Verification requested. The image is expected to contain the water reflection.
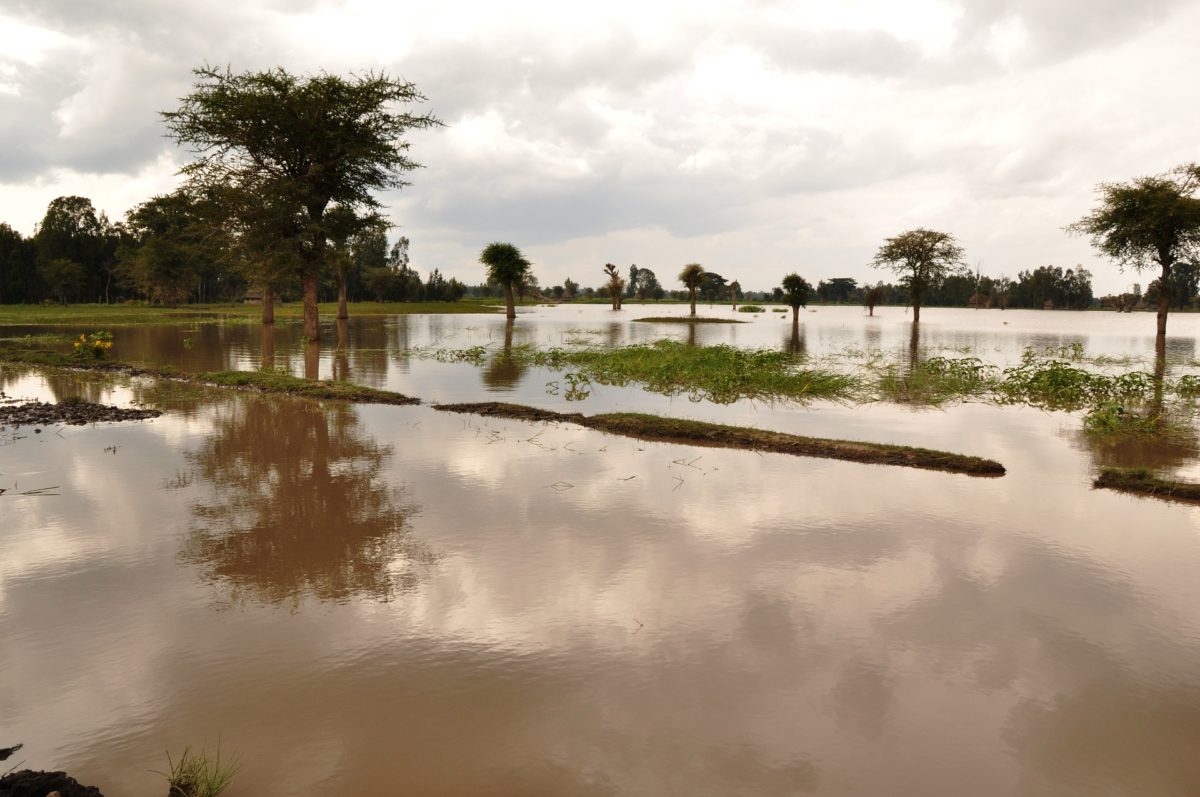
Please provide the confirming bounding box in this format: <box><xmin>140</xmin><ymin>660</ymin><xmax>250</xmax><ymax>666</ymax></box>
<box><xmin>482</xmin><ymin>320</ymin><xmax>528</xmax><ymax>391</ymax></box>
<box><xmin>784</xmin><ymin>324</ymin><xmax>806</xmax><ymax>357</ymax></box>
<box><xmin>178</xmin><ymin>396</ymin><xmax>432</xmax><ymax>605</ymax></box>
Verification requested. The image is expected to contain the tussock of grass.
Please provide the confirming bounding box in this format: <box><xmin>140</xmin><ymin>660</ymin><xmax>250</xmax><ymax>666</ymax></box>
<box><xmin>161</xmin><ymin>744</ymin><xmax>242</xmax><ymax>797</ymax></box>
<box><xmin>737</xmin><ymin>305</ymin><xmax>765</xmax><ymax>313</ymax></box>
<box><xmin>1094</xmin><ymin>467</ymin><xmax>1200</xmax><ymax>503</ymax></box>
<box><xmin>434</xmin><ymin>401</ymin><xmax>1005</xmax><ymax>476</ymax></box>
<box><xmin>632</xmin><ymin>316</ymin><xmax>745</xmax><ymax>324</ymax></box>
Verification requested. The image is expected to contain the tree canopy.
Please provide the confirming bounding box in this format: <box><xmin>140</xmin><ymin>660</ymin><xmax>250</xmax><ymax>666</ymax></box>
<box><xmin>480</xmin><ymin>241</ymin><xmax>531</xmax><ymax>319</ymax></box>
<box><xmin>781</xmin><ymin>273</ymin><xmax>811</xmax><ymax>324</ymax></box>
<box><xmin>870</xmin><ymin>228</ymin><xmax>965</xmax><ymax>322</ymax></box>
<box><xmin>1069</xmin><ymin>164</ymin><xmax>1200</xmax><ymax>338</ymax></box>
<box><xmin>163</xmin><ymin>65</ymin><xmax>440</xmax><ymax>339</ymax></box>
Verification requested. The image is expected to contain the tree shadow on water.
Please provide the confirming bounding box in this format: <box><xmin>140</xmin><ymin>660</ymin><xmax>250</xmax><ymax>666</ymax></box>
<box><xmin>176</xmin><ymin>396</ymin><xmax>433</xmax><ymax>607</ymax></box>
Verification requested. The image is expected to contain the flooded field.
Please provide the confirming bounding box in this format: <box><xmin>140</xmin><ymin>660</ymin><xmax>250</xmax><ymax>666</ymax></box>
<box><xmin>4</xmin><ymin>305</ymin><xmax>1200</xmax><ymax>795</ymax></box>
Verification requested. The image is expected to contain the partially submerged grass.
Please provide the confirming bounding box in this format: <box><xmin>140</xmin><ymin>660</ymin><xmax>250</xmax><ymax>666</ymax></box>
<box><xmin>1093</xmin><ymin>467</ymin><xmax>1200</xmax><ymax>503</ymax></box>
<box><xmin>434</xmin><ymin>401</ymin><xmax>1005</xmax><ymax>476</ymax></box>
<box><xmin>632</xmin><ymin>316</ymin><xmax>745</xmax><ymax>324</ymax></box>
<box><xmin>737</xmin><ymin>305</ymin><xmax>765</xmax><ymax>313</ymax></box>
<box><xmin>161</xmin><ymin>744</ymin><xmax>242</xmax><ymax>797</ymax></box>
<box><xmin>416</xmin><ymin>340</ymin><xmax>859</xmax><ymax>404</ymax></box>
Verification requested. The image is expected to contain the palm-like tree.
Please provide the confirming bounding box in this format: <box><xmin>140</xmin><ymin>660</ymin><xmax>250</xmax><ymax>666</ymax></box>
<box><xmin>781</xmin><ymin>273</ymin><xmax>811</xmax><ymax>327</ymax></box>
<box><xmin>679</xmin><ymin>263</ymin><xmax>705</xmax><ymax>316</ymax></box>
<box><xmin>480</xmin><ymin>242</ymin><xmax>531</xmax><ymax>319</ymax></box>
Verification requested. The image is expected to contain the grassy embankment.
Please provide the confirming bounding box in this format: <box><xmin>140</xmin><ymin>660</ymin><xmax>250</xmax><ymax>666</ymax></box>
<box><xmin>434</xmin><ymin>401</ymin><xmax>1005</xmax><ymax>476</ymax></box>
<box><xmin>1093</xmin><ymin>467</ymin><xmax>1200</xmax><ymax>503</ymax></box>
<box><xmin>0</xmin><ymin>299</ymin><xmax>499</xmax><ymax>326</ymax></box>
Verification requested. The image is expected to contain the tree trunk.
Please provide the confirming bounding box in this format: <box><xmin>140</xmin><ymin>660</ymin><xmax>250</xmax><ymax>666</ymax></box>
<box><xmin>302</xmin><ymin>272</ymin><xmax>320</xmax><ymax>342</ymax></box>
<box><xmin>689</xmin><ymin>289</ymin><xmax>696</xmax><ymax>316</ymax></box>
<box><xmin>304</xmin><ymin>340</ymin><xmax>319</xmax><ymax>380</ymax></box>
<box><xmin>505</xmin><ymin>282</ymin><xmax>516</xmax><ymax>319</ymax></box>
<box><xmin>792</xmin><ymin>305</ymin><xmax>799</xmax><ymax>325</ymax></box>
<box><xmin>912</xmin><ymin>287</ymin><xmax>922</xmax><ymax>324</ymax></box>
<box><xmin>1157</xmin><ymin>260</ymin><xmax>1172</xmax><ymax>339</ymax></box>
<box><xmin>262</xmin><ymin>287</ymin><xmax>275</xmax><ymax>325</ymax></box>
<box><xmin>337</xmin><ymin>275</ymin><xmax>349</xmax><ymax>320</ymax></box>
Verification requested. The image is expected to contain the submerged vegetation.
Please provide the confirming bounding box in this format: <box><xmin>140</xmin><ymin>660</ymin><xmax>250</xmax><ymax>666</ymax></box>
<box><xmin>632</xmin><ymin>316</ymin><xmax>744</xmax><ymax>324</ymax></box>
<box><xmin>420</xmin><ymin>340</ymin><xmax>858</xmax><ymax>404</ymax></box>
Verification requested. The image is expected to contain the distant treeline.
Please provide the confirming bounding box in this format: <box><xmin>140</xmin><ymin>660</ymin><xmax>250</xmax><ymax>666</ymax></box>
<box><xmin>0</xmin><ymin>195</ymin><xmax>466</xmax><ymax>306</ymax></box>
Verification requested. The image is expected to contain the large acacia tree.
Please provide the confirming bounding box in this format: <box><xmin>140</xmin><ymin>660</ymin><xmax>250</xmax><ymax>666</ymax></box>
<box><xmin>870</xmin><ymin>228</ymin><xmax>965</xmax><ymax>323</ymax></box>
<box><xmin>480</xmin><ymin>242</ymin><xmax>531</xmax><ymax>319</ymax></box>
<box><xmin>1070</xmin><ymin>165</ymin><xmax>1200</xmax><ymax>340</ymax></box>
<box><xmin>163</xmin><ymin>66</ymin><xmax>440</xmax><ymax>341</ymax></box>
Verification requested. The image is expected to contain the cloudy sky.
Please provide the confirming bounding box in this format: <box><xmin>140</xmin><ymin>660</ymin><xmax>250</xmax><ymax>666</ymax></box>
<box><xmin>1</xmin><ymin>0</ymin><xmax>1197</xmax><ymax>294</ymax></box>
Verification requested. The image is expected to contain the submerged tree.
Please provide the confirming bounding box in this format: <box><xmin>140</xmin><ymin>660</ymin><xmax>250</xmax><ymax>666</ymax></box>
<box><xmin>1069</xmin><ymin>164</ymin><xmax>1200</xmax><ymax>340</ymax></box>
<box><xmin>781</xmin><ymin>273</ymin><xmax>811</xmax><ymax>328</ymax></box>
<box><xmin>481</xmin><ymin>241</ymin><xmax>531</xmax><ymax>319</ymax></box>
<box><xmin>863</xmin><ymin>283</ymin><xmax>884</xmax><ymax>316</ymax></box>
<box><xmin>679</xmin><ymin>262</ymin><xmax>705</xmax><ymax>316</ymax></box>
<box><xmin>163</xmin><ymin>65</ymin><xmax>440</xmax><ymax>341</ymax></box>
<box><xmin>870</xmin><ymin>228</ymin><xmax>966</xmax><ymax>323</ymax></box>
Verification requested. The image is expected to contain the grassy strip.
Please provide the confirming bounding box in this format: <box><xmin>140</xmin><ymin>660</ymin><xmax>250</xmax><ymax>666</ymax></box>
<box><xmin>434</xmin><ymin>401</ymin><xmax>1005</xmax><ymax>476</ymax></box>
<box><xmin>633</xmin><ymin>316</ymin><xmax>745</xmax><ymax>324</ymax></box>
<box><xmin>1093</xmin><ymin>467</ymin><xmax>1200</xmax><ymax>503</ymax></box>
<box><xmin>0</xmin><ymin>346</ymin><xmax>419</xmax><ymax>405</ymax></box>
<box><xmin>418</xmin><ymin>340</ymin><xmax>859</xmax><ymax>404</ymax></box>
<box><xmin>0</xmin><ymin>300</ymin><xmax>498</xmax><ymax>326</ymax></box>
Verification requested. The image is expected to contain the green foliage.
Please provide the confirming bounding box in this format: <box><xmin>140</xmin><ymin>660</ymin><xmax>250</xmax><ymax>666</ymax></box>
<box><xmin>870</xmin><ymin>228</ymin><xmax>966</xmax><ymax>315</ymax></box>
<box><xmin>780</xmin><ymin>273</ymin><xmax>811</xmax><ymax>309</ymax></box>
<box><xmin>71</xmin><ymin>331</ymin><xmax>113</xmax><ymax>360</ymax></box>
<box><xmin>161</xmin><ymin>744</ymin><xmax>242</xmax><ymax>797</ymax></box>
<box><xmin>737</xmin><ymin>304</ymin><xmax>765</xmax><ymax>313</ymax></box>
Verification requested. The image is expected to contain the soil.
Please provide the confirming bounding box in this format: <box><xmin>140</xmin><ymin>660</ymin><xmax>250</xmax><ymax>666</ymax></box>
<box><xmin>434</xmin><ymin>401</ymin><xmax>1006</xmax><ymax>476</ymax></box>
<box><xmin>0</xmin><ymin>399</ymin><xmax>161</xmax><ymax>429</ymax></box>
<box><xmin>0</xmin><ymin>770</ymin><xmax>105</xmax><ymax>797</ymax></box>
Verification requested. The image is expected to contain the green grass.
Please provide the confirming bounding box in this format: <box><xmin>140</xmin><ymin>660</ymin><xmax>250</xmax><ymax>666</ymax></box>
<box><xmin>0</xmin><ymin>300</ymin><xmax>497</xmax><ymax>326</ymax></box>
<box><xmin>632</xmin><ymin>316</ymin><xmax>745</xmax><ymax>324</ymax></box>
<box><xmin>737</xmin><ymin>305</ymin><xmax>765</xmax><ymax>313</ymax></box>
<box><xmin>161</xmin><ymin>745</ymin><xmax>242</xmax><ymax>797</ymax></box>
<box><xmin>420</xmin><ymin>340</ymin><xmax>859</xmax><ymax>404</ymax></box>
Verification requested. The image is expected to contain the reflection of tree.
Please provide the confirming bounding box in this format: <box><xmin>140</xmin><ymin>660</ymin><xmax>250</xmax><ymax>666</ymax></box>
<box><xmin>1074</xmin><ymin>338</ymin><xmax>1200</xmax><ymax>470</ymax></box>
<box><xmin>261</xmin><ymin>324</ymin><xmax>276</xmax><ymax>371</ymax></box>
<box><xmin>783</xmin><ymin>324</ymin><xmax>806</xmax><ymax>357</ymax></box>
<box><xmin>482</xmin><ymin>320</ymin><xmax>527</xmax><ymax>391</ymax></box>
<box><xmin>333</xmin><ymin>318</ymin><xmax>350</xmax><ymax>382</ymax></box>
<box><xmin>179</xmin><ymin>396</ymin><xmax>431</xmax><ymax>605</ymax></box>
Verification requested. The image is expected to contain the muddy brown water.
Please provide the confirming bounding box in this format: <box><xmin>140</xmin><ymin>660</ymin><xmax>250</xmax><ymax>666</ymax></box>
<box><xmin>3</xmin><ymin>306</ymin><xmax>1200</xmax><ymax>796</ymax></box>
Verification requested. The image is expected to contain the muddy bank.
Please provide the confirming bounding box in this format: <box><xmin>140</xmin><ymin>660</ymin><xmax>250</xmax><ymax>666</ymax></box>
<box><xmin>0</xmin><ymin>769</ymin><xmax>104</xmax><ymax>797</ymax></box>
<box><xmin>1093</xmin><ymin>467</ymin><xmax>1200</xmax><ymax>503</ymax></box>
<box><xmin>0</xmin><ymin>399</ymin><xmax>161</xmax><ymax>428</ymax></box>
<box><xmin>435</xmin><ymin>401</ymin><xmax>1006</xmax><ymax>476</ymax></box>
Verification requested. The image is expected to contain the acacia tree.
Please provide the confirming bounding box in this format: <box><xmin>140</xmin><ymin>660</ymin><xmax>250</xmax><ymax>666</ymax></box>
<box><xmin>863</xmin><ymin>283</ymin><xmax>884</xmax><ymax>316</ymax></box>
<box><xmin>1069</xmin><ymin>165</ymin><xmax>1200</xmax><ymax>339</ymax></box>
<box><xmin>781</xmin><ymin>273</ymin><xmax>811</xmax><ymax>327</ymax></box>
<box><xmin>870</xmin><ymin>228</ymin><xmax>966</xmax><ymax>323</ymax></box>
<box><xmin>481</xmin><ymin>242</ymin><xmax>531</xmax><ymax>319</ymax></box>
<box><xmin>679</xmin><ymin>262</ymin><xmax>705</xmax><ymax>316</ymax></box>
<box><xmin>163</xmin><ymin>66</ymin><xmax>440</xmax><ymax>341</ymax></box>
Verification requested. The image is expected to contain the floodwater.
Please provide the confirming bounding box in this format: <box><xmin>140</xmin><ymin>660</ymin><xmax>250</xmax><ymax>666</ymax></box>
<box><xmin>3</xmin><ymin>305</ymin><xmax>1200</xmax><ymax>796</ymax></box>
